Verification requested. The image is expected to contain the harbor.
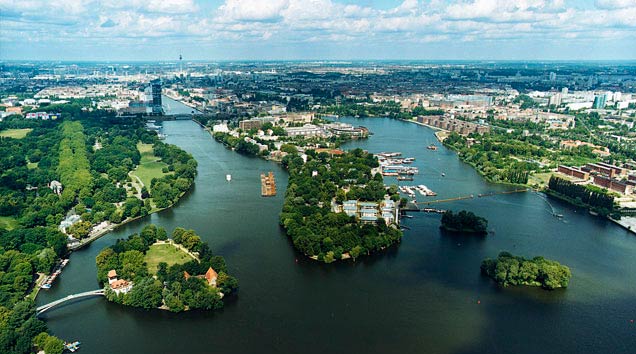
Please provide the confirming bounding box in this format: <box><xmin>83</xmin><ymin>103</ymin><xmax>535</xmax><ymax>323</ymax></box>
<box><xmin>376</xmin><ymin>152</ymin><xmax>419</xmax><ymax>176</ymax></box>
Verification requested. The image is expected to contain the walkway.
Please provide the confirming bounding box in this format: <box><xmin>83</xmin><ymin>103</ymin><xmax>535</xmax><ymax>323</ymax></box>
<box><xmin>36</xmin><ymin>289</ymin><xmax>105</xmax><ymax>316</ymax></box>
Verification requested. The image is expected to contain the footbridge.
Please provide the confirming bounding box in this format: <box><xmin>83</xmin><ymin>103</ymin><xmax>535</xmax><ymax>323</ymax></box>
<box><xmin>36</xmin><ymin>289</ymin><xmax>105</xmax><ymax>316</ymax></box>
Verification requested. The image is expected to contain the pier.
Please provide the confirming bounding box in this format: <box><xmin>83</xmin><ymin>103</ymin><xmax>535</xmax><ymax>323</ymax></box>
<box><xmin>261</xmin><ymin>172</ymin><xmax>277</xmax><ymax>197</ymax></box>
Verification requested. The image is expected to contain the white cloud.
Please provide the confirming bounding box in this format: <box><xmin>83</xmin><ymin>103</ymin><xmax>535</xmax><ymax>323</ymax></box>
<box><xmin>595</xmin><ymin>0</ymin><xmax>636</xmax><ymax>10</ymax></box>
<box><xmin>217</xmin><ymin>0</ymin><xmax>289</xmax><ymax>22</ymax></box>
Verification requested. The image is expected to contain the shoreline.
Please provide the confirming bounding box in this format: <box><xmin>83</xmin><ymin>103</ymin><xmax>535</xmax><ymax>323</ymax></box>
<box><xmin>69</xmin><ymin>189</ymin><xmax>191</xmax><ymax>251</ymax></box>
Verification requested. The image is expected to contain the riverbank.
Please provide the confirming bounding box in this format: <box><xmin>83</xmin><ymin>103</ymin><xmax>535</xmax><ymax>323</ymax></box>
<box><xmin>609</xmin><ymin>216</ymin><xmax>636</xmax><ymax>234</ymax></box>
<box><xmin>69</xmin><ymin>189</ymin><xmax>191</xmax><ymax>251</ymax></box>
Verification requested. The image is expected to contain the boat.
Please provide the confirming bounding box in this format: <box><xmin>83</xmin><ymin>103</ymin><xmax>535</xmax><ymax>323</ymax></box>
<box><xmin>226</xmin><ymin>174</ymin><xmax>231</xmax><ymax>182</ymax></box>
<box><xmin>65</xmin><ymin>341</ymin><xmax>81</xmax><ymax>352</ymax></box>
<box><xmin>589</xmin><ymin>210</ymin><xmax>599</xmax><ymax>216</ymax></box>
<box><xmin>441</xmin><ymin>173</ymin><xmax>446</xmax><ymax>177</ymax></box>
<box><xmin>397</xmin><ymin>176</ymin><xmax>414</xmax><ymax>181</ymax></box>
<box><xmin>427</xmin><ymin>144</ymin><xmax>438</xmax><ymax>151</ymax></box>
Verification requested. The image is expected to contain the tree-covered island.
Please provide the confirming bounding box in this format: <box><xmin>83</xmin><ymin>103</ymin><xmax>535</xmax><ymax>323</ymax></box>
<box><xmin>209</xmin><ymin>118</ymin><xmax>402</xmax><ymax>263</ymax></box>
<box><xmin>280</xmin><ymin>148</ymin><xmax>402</xmax><ymax>263</ymax></box>
<box><xmin>96</xmin><ymin>224</ymin><xmax>238</xmax><ymax>312</ymax></box>
<box><xmin>481</xmin><ymin>252</ymin><xmax>572</xmax><ymax>290</ymax></box>
<box><xmin>440</xmin><ymin>210</ymin><xmax>488</xmax><ymax>234</ymax></box>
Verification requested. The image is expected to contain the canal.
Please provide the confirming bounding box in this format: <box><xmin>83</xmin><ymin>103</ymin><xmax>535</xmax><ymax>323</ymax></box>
<box><xmin>37</xmin><ymin>118</ymin><xmax>636</xmax><ymax>354</ymax></box>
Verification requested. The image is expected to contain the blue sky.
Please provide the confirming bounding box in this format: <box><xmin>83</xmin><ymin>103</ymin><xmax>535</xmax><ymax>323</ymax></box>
<box><xmin>1</xmin><ymin>0</ymin><xmax>635</xmax><ymax>61</ymax></box>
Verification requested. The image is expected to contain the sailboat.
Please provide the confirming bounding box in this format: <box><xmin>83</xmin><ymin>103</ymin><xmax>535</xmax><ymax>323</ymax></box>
<box><xmin>226</xmin><ymin>174</ymin><xmax>232</xmax><ymax>182</ymax></box>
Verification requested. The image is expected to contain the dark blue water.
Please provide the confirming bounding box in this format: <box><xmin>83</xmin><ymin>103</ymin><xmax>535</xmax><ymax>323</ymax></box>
<box><xmin>37</xmin><ymin>118</ymin><xmax>636</xmax><ymax>354</ymax></box>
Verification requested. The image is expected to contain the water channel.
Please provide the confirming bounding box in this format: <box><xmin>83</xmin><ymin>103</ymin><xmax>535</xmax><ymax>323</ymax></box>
<box><xmin>37</xmin><ymin>117</ymin><xmax>636</xmax><ymax>354</ymax></box>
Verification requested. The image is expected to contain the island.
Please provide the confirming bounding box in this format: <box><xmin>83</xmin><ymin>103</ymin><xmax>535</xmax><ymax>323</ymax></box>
<box><xmin>209</xmin><ymin>116</ymin><xmax>402</xmax><ymax>263</ymax></box>
<box><xmin>95</xmin><ymin>224</ymin><xmax>238</xmax><ymax>312</ymax></box>
<box><xmin>440</xmin><ymin>210</ymin><xmax>488</xmax><ymax>234</ymax></box>
<box><xmin>280</xmin><ymin>148</ymin><xmax>402</xmax><ymax>263</ymax></box>
<box><xmin>481</xmin><ymin>252</ymin><xmax>572</xmax><ymax>290</ymax></box>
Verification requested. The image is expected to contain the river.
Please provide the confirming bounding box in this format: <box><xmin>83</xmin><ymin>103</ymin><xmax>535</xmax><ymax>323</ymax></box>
<box><xmin>37</xmin><ymin>118</ymin><xmax>636</xmax><ymax>354</ymax></box>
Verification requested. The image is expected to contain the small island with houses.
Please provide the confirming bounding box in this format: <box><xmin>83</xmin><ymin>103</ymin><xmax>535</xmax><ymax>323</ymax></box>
<box><xmin>96</xmin><ymin>224</ymin><xmax>238</xmax><ymax>312</ymax></box>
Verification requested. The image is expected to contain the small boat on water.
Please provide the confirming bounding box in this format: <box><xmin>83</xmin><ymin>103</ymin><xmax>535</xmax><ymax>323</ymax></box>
<box><xmin>397</xmin><ymin>176</ymin><xmax>414</xmax><ymax>181</ymax></box>
<box><xmin>441</xmin><ymin>173</ymin><xmax>446</xmax><ymax>177</ymax></box>
<box><xmin>427</xmin><ymin>144</ymin><xmax>438</xmax><ymax>151</ymax></box>
<box><xmin>65</xmin><ymin>341</ymin><xmax>81</xmax><ymax>352</ymax></box>
<box><xmin>226</xmin><ymin>174</ymin><xmax>232</xmax><ymax>182</ymax></box>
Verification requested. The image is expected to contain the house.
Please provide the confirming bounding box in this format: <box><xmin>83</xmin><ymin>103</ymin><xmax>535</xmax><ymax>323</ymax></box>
<box><xmin>107</xmin><ymin>269</ymin><xmax>132</xmax><ymax>295</ymax></box>
<box><xmin>49</xmin><ymin>180</ymin><xmax>63</xmax><ymax>195</ymax></box>
<box><xmin>183</xmin><ymin>267</ymin><xmax>218</xmax><ymax>287</ymax></box>
<box><xmin>205</xmin><ymin>267</ymin><xmax>218</xmax><ymax>287</ymax></box>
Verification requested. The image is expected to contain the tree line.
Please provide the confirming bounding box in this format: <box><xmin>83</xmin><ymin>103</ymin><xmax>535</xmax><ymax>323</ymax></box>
<box><xmin>548</xmin><ymin>176</ymin><xmax>614</xmax><ymax>215</ymax></box>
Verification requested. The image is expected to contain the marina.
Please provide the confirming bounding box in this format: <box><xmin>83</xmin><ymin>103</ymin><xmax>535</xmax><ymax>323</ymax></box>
<box><xmin>40</xmin><ymin>259</ymin><xmax>69</xmax><ymax>290</ymax></box>
<box><xmin>399</xmin><ymin>185</ymin><xmax>438</xmax><ymax>198</ymax></box>
<box><xmin>376</xmin><ymin>152</ymin><xmax>419</xmax><ymax>176</ymax></box>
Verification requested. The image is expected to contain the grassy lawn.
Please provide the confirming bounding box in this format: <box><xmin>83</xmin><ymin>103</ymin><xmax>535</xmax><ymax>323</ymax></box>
<box><xmin>131</xmin><ymin>142</ymin><xmax>170</xmax><ymax>187</ymax></box>
<box><xmin>145</xmin><ymin>243</ymin><xmax>194</xmax><ymax>274</ymax></box>
<box><xmin>0</xmin><ymin>216</ymin><xmax>18</xmax><ymax>230</ymax></box>
<box><xmin>0</xmin><ymin>128</ymin><xmax>32</xmax><ymax>139</ymax></box>
<box><xmin>528</xmin><ymin>172</ymin><xmax>555</xmax><ymax>187</ymax></box>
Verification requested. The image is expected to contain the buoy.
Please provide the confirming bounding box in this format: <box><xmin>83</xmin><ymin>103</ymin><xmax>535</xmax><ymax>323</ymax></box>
<box><xmin>630</xmin><ymin>319</ymin><xmax>634</xmax><ymax>323</ymax></box>
<box><xmin>477</xmin><ymin>300</ymin><xmax>481</xmax><ymax>304</ymax></box>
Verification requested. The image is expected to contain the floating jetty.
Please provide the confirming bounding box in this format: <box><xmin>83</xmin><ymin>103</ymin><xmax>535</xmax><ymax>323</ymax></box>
<box><xmin>399</xmin><ymin>185</ymin><xmax>437</xmax><ymax>197</ymax></box>
<box><xmin>65</xmin><ymin>341</ymin><xmax>81</xmax><ymax>352</ymax></box>
<box><xmin>261</xmin><ymin>172</ymin><xmax>277</xmax><ymax>197</ymax></box>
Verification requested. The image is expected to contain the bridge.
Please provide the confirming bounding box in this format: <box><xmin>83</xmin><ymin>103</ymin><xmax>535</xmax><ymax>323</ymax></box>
<box><xmin>412</xmin><ymin>189</ymin><xmax>529</xmax><ymax>206</ymax></box>
<box><xmin>36</xmin><ymin>289</ymin><xmax>105</xmax><ymax>316</ymax></box>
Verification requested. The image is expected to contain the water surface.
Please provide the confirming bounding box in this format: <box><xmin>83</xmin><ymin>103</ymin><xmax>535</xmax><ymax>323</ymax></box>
<box><xmin>37</xmin><ymin>118</ymin><xmax>636</xmax><ymax>354</ymax></box>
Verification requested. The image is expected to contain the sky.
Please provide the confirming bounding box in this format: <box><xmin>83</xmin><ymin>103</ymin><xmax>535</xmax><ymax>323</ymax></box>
<box><xmin>0</xmin><ymin>0</ymin><xmax>635</xmax><ymax>61</ymax></box>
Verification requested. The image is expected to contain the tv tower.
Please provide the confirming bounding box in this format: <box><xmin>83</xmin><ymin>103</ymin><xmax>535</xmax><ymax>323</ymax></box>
<box><xmin>179</xmin><ymin>53</ymin><xmax>183</xmax><ymax>77</ymax></box>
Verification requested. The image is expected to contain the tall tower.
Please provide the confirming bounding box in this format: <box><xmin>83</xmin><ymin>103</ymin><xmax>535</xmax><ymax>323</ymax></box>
<box><xmin>150</xmin><ymin>79</ymin><xmax>163</xmax><ymax>114</ymax></box>
<box><xmin>179</xmin><ymin>53</ymin><xmax>183</xmax><ymax>76</ymax></box>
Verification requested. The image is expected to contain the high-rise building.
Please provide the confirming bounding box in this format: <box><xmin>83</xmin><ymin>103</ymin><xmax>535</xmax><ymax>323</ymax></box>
<box><xmin>549</xmin><ymin>93</ymin><xmax>562</xmax><ymax>107</ymax></box>
<box><xmin>593</xmin><ymin>94</ymin><xmax>606</xmax><ymax>109</ymax></box>
<box><xmin>150</xmin><ymin>79</ymin><xmax>163</xmax><ymax>114</ymax></box>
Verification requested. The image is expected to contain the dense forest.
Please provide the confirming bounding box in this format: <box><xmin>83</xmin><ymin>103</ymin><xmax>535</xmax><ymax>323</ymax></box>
<box><xmin>279</xmin><ymin>148</ymin><xmax>402</xmax><ymax>263</ymax></box>
<box><xmin>440</xmin><ymin>210</ymin><xmax>488</xmax><ymax>234</ymax></box>
<box><xmin>0</xmin><ymin>113</ymin><xmax>197</xmax><ymax>231</ymax></box>
<box><xmin>95</xmin><ymin>225</ymin><xmax>238</xmax><ymax>312</ymax></box>
<box><xmin>481</xmin><ymin>252</ymin><xmax>572</xmax><ymax>290</ymax></box>
<box><xmin>0</xmin><ymin>109</ymin><xmax>198</xmax><ymax>351</ymax></box>
<box><xmin>0</xmin><ymin>226</ymin><xmax>68</xmax><ymax>354</ymax></box>
<box><xmin>547</xmin><ymin>176</ymin><xmax>615</xmax><ymax>215</ymax></box>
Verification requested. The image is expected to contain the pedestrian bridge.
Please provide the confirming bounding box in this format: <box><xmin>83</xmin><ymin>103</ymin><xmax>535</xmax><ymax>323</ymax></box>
<box><xmin>36</xmin><ymin>289</ymin><xmax>105</xmax><ymax>316</ymax></box>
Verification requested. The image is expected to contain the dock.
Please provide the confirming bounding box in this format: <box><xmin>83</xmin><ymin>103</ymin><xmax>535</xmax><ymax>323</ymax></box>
<box><xmin>261</xmin><ymin>172</ymin><xmax>277</xmax><ymax>197</ymax></box>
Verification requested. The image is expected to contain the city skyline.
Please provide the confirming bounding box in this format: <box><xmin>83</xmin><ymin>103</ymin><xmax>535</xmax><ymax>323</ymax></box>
<box><xmin>1</xmin><ymin>0</ymin><xmax>635</xmax><ymax>61</ymax></box>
